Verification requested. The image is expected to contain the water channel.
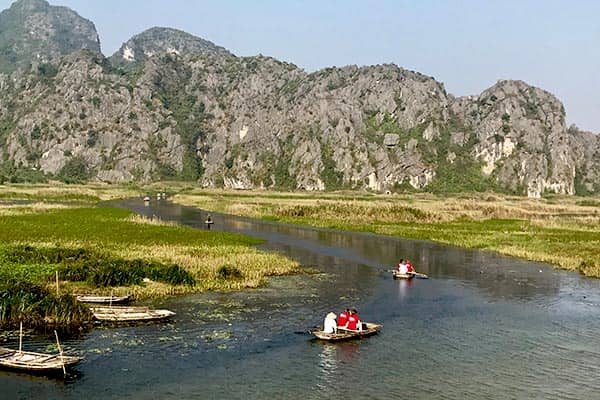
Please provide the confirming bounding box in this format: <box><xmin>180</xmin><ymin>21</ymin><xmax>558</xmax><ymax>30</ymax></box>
<box><xmin>2</xmin><ymin>199</ymin><xmax>600</xmax><ymax>399</ymax></box>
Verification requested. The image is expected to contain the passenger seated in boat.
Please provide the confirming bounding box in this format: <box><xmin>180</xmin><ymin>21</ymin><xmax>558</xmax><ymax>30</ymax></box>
<box><xmin>397</xmin><ymin>259</ymin><xmax>408</xmax><ymax>275</ymax></box>
<box><xmin>337</xmin><ymin>309</ymin><xmax>349</xmax><ymax>328</ymax></box>
<box><xmin>323</xmin><ymin>312</ymin><xmax>338</xmax><ymax>334</ymax></box>
<box><xmin>346</xmin><ymin>309</ymin><xmax>362</xmax><ymax>331</ymax></box>
<box><xmin>406</xmin><ymin>260</ymin><xmax>414</xmax><ymax>274</ymax></box>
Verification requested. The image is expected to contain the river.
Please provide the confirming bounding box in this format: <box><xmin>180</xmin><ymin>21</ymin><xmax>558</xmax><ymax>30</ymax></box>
<box><xmin>2</xmin><ymin>199</ymin><xmax>600</xmax><ymax>399</ymax></box>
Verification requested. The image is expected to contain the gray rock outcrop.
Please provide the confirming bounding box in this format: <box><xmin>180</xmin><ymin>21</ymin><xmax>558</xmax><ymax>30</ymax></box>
<box><xmin>110</xmin><ymin>27</ymin><xmax>231</xmax><ymax>67</ymax></box>
<box><xmin>0</xmin><ymin>0</ymin><xmax>100</xmax><ymax>72</ymax></box>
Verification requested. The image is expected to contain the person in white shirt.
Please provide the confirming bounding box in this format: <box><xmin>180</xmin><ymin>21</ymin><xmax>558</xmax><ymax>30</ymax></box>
<box><xmin>323</xmin><ymin>312</ymin><xmax>338</xmax><ymax>334</ymax></box>
<box><xmin>397</xmin><ymin>259</ymin><xmax>408</xmax><ymax>274</ymax></box>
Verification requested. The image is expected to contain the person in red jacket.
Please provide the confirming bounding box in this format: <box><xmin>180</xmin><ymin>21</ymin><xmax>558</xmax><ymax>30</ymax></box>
<box><xmin>337</xmin><ymin>309</ymin><xmax>349</xmax><ymax>328</ymax></box>
<box><xmin>406</xmin><ymin>260</ymin><xmax>414</xmax><ymax>274</ymax></box>
<box><xmin>346</xmin><ymin>309</ymin><xmax>361</xmax><ymax>331</ymax></box>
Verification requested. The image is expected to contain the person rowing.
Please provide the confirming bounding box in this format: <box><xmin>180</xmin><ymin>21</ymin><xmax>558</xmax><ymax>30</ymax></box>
<box><xmin>397</xmin><ymin>259</ymin><xmax>408</xmax><ymax>274</ymax></box>
<box><xmin>323</xmin><ymin>312</ymin><xmax>338</xmax><ymax>334</ymax></box>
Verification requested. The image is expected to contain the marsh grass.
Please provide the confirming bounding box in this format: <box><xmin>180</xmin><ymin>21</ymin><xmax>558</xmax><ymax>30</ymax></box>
<box><xmin>0</xmin><ymin>203</ymin><xmax>299</xmax><ymax>330</ymax></box>
<box><xmin>0</xmin><ymin>202</ymin><xmax>73</xmax><ymax>216</ymax></box>
<box><xmin>0</xmin><ymin>182</ymin><xmax>152</xmax><ymax>204</ymax></box>
<box><xmin>0</xmin><ymin>274</ymin><xmax>91</xmax><ymax>330</ymax></box>
<box><xmin>173</xmin><ymin>190</ymin><xmax>600</xmax><ymax>278</ymax></box>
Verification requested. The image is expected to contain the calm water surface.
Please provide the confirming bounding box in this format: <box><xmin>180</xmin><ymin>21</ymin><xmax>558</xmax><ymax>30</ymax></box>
<box><xmin>2</xmin><ymin>199</ymin><xmax>600</xmax><ymax>399</ymax></box>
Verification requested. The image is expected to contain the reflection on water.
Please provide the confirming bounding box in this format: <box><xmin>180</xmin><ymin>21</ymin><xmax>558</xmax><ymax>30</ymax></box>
<box><xmin>316</xmin><ymin>341</ymin><xmax>360</xmax><ymax>395</ymax></box>
<box><xmin>3</xmin><ymin>199</ymin><xmax>600</xmax><ymax>399</ymax></box>
<box><xmin>395</xmin><ymin>277</ymin><xmax>414</xmax><ymax>301</ymax></box>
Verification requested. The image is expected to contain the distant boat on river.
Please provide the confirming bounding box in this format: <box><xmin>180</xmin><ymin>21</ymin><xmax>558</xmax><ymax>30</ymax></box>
<box><xmin>311</xmin><ymin>322</ymin><xmax>382</xmax><ymax>341</ymax></box>
<box><xmin>392</xmin><ymin>271</ymin><xmax>429</xmax><ymax>279</ymax></box>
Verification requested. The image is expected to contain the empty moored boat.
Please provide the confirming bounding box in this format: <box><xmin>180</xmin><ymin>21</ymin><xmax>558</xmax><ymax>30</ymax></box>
<box><xmin>0</xmin><ymin>347</ymin><xmax>81</xmax><ymax>373</ymax></box>
<box><xmin>90</xmin><ymin>306</ymin><xmax>175</xmax><ymax>322</ymax></box>
<box><xmin>311</xmin><ymin>322</ymin><xmax>382</xmax><ymax>341</ymax></box>
<box><xmin>75</xmin><ymin>294</ymin><xmax>132</xmax><ymax>304</ymax></box>
<box><xmin>0</xmin><ymin>325</ymin><xmax>81</xmax><ymax>375</ymax></box>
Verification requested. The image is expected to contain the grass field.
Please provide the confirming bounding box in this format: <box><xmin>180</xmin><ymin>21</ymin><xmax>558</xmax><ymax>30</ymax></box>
<box><xmin>0</xmin><ymin>183</ymin><xmax>299</xmax><ymax>330</ymax></box>
<box><xmin>172</xmin><ymin>189</ymin><xmax>600</xmax><ymax>278</ymax></box>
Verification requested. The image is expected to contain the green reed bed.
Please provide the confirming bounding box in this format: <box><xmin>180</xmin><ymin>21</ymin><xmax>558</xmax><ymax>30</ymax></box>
<box><xmin>0</xmin><ymin>207</ymin><xmax>259</xmax><ymax>248</ymax></box>
<box><xmin>0</xmin><ymin>270</ymin><xmax>92</xmax><ymax>331</ymax></box>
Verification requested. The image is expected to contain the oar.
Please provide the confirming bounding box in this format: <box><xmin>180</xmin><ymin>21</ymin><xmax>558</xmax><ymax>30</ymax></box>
<box><xmin>54</xmin><ymin>330</ymin><xmax>66</xmax><ymax>378</ymax></box>
<box><xmin>295</xmin><ymin>325</ymin><xmax>321</xmax><ymax>335</ymax></box>
<box><xmin>387</xmin><ymin>269</ymin><xmax>429</xmax><ymax>279</ymax></box>
<box><xmin>18</xmin><ymin>321</ymin><xmax>23</xmax><ymax>354</ymax></box>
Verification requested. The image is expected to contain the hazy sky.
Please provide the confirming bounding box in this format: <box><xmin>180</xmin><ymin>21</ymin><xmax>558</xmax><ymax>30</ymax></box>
<box><xmin>2</xmin><ymin>0</ymin><xmax>599</xmax><ymax>132</ymax></box>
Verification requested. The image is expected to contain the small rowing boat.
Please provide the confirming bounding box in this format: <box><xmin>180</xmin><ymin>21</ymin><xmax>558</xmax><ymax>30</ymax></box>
<box><xmin>392</xmin><ymin>271</ymin><xmax>429</xmax><ymax>279</ymax></box>
<box><xmin>311</xmin><ymin>322</ymin><xmax>382</xmax><ymax>342</ymax></box>
<box><xmin>75</xmin><ymin>294</ymin><xmax>132</xmax><ymax>304</ymax></box>
<box><xmin>91</xmin><ymin>306</ymin><xmax>175</xmax><ymax>322</ymax></box>
<box><xmin>0</xmin><ymin>324</ymin><xmax>81</xmax><ymax>376</ymax></box>
<box><xmin>0</xmin><ymin>347</ymin><xmax>81</xmax><ymax>373</ymax></box>
<box><xmin>393</xmin><ymin>271</ymin><xmax>414</xmax><ymax>280</ymax></box>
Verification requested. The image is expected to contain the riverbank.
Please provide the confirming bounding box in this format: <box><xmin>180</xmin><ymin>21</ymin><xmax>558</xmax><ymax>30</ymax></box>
<box><xmin>0</xmin><ymin>183</ymin><xmax>299</xmax><ymax>331</ymax></box>
<box><xmin>171</xmin><ymin>190</ymin><xmax>600</xmax><ymax>278</ymax></box>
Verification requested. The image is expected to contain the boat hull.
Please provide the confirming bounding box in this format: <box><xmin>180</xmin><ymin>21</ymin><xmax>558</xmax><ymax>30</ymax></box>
<box><xmin>311</xmin><ymin>323</ymin><xmax>381</xmax><ymax>342</ymax></box>
<box><xmin>91</xmin><ymin>306</ymin><xmax>175</xmax><ymax>322</ymax></box>
<box><xmin>0</xmin><ymin>347</ymin><xmax>81</xmax><ymax>373</ymax></box>
<box><xmin>393</xmin><ymin>272</ymin><xmax>414</xmax><ymax>280</ymax></box>
<box><xmin>75</xmin><ymin>294</ymin><xmax>131</xmax><ymax>304</ymax></box>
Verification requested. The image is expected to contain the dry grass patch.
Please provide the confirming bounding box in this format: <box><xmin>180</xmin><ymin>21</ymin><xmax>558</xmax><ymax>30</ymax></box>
<box><xmin>115</xmin><ymin>244</ymin><xmax>300</xmax><ymax>295</ymax></box>
<box><xmin>0</xmin><ymin>202</ymin><xmax>74</xmax><ymax>216</ymax></box>
<box><xmin>127</xmin><ymin>214</ymin><xmax>179</xmax><ymax>226</ymax></box>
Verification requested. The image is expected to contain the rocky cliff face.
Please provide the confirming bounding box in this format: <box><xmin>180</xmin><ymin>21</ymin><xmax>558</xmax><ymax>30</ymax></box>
<box><xmin>110</xmin><ymin>27</ymin><xmax>230</xmax><ymax>67</ymax></box>
<box><xmin>0</xmin><ymin>51</ymin><xmax>183</xmax><ymax>182</ymax></box>
<box><xmin>0</xmin><ymin>0</ymin><xmax>598</xmax><ymax>196</ymax></box>
<box><xmin>451</xmin><ymin>80</ymin><xmax>581</xmax><ymax>197</ymax></box>
<box><xmin>0</xmin><ymin>0</ymin><xmax>100</xmax><ymax>73</ymax></box>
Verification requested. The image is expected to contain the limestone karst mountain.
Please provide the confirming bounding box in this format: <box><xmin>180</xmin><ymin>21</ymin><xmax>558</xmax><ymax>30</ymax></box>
<box><xmin>0</xmin><ymin>0</ymin><xmax>598</xmax><ymax>197</ymax></box>
<box><xmin>0</xmin><ymin>0</ymin><xmax>100</xmax><ymax>72</ymax></box>
<box><xmin>110</xmin><ymin>27</ymin><xmax>231</xmax><ymax>67</ymax></box>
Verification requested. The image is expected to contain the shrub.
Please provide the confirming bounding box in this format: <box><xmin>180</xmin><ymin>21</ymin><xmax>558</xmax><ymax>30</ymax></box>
<box><xmin>58</xmin><ymin>155</ymin><xmax>90</xmax><ymax>183</ymax></box>
<box><xmin>216</xmin><ymin>265</ymin><xmax>243</xmax><ymax>280</ymax></box>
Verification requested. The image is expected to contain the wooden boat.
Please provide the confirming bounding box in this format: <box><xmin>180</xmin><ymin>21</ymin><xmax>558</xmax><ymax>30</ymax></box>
<box><xmin>75</xmin><ymin>294</ymin><xmax>131</xmax><ymax>304</ymax></box>
<box><xmin>393</xmin><ymin>271</ymin><xmax>414</xmax><ymax>280</ymax></box>
<box><xmin>91</xmin><ymin>306</ymin><xmax>175</xmax><ymax>322</ymax></box>
<box><xmin>311</xmin><ymin>322</ymin><xmax>382</xmax><ymax>342</ymax></box>
<box><xmin>392</xmin><ymin>271</ymin><xmax>429</xmax><ymax>279</ymax></box>
<box><xmin>0</xmin><ymin>325</ymin><xmax>81</xmax><ymax>375</ymax></box>
<box><xmin>0</xmin><ymin>347</ymin><xmax>81</xmax><ymax>373</ymax></box>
